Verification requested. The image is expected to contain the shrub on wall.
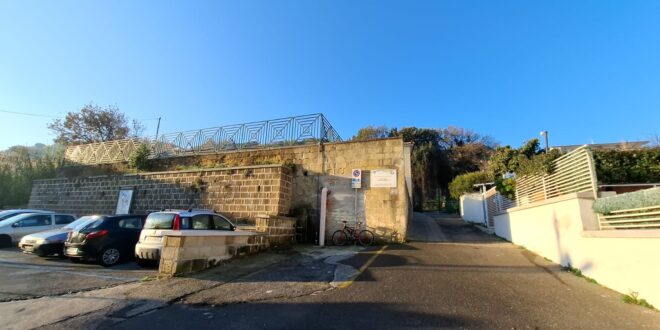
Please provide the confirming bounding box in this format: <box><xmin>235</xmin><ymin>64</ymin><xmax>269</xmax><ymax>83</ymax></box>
<box><xmin>449</xmin><ymin>171</ymin><xmax>494</xmax><ymax>199</ymax></box>
<box><xmin>592</xmin><ymin>187</ymin><xmax>660</xmax><ymax>214</ymax></box>
<box><xmin>593</xmin><ymin>149</ymin><xmax>660</xmax><ymax>184</ymax></box>
<box><xmin>129</xmin><ymin>143</ymin><xmax>152</xmax><ymax>171</ymax></box>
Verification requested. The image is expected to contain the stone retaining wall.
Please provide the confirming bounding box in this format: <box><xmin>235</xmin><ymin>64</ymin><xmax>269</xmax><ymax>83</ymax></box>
<box><xmin>28</xmin><ymin>165</ymin><xmax>292</xmax><ymax>220</ymax></box>
<box><xmin>32</xmin><ymin>138</ymin><xmax>411</xmax><ymax>242</ymax></box>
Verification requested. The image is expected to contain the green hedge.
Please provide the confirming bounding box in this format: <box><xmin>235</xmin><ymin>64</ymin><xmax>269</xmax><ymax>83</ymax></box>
<box><xmin>592</xmin><ymin>187</ymin><xmax>660</xmax><ymax>214</ymax></box>
<box><xmin>593</xmin><ymin>149</ymin><xmax>660</xmax><ymax>184</ymax></box>
<box><xmin>449</xmin><ymin>171</ymin><xmax>493</xmax><ymax>199</ymax></box>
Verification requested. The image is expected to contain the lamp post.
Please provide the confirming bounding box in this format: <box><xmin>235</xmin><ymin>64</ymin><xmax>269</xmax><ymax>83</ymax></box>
<box><xmin>540</xmin><ymin>131</ymin><xmax>549</xmax><ymax>154</ymax></box>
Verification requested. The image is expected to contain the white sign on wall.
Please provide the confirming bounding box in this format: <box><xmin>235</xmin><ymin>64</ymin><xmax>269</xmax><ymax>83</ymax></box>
<box><xmin>370</xmin><ymin>169</ymin><xmax>397</xmax><ymax>188</ymax></box>
<box><xmin>351</xmin><ymin>169</ymin><xmax>362</xmax><ymax>189</ymax></box>
<box><xmin>115</xmin><ymin>188</ymin><xmax>134</xmax><ymax>215</ymax></box>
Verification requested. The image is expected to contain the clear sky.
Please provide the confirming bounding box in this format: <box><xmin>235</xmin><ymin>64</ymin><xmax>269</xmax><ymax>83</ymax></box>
<box><xmin>1</xmin><ymin>1</ymin><xmax>659</xmax><ymax>150</ymax></box>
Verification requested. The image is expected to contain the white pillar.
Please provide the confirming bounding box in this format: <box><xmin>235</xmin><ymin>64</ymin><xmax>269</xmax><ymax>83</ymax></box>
<box><xmin>319</xmin><ymin>187</ymin><xmax>328</xmax><ymax>247</ymax></box>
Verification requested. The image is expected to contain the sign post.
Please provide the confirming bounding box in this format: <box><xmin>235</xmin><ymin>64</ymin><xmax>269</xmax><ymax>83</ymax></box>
<box><xmin>351</xmin><ymin>169</ymin><xmax>362</xmax><ymax>226</ymax></box>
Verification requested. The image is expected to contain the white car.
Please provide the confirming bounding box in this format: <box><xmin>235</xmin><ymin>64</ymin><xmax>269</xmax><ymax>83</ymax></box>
<box><xmin>0</xmin><ymin>213</ymin><xmax>76</xmax><ymax>247</ymax></box>
<box><xmin>134</xmin><ymin>210</ymin><xmax>235</xmax><ymax>265</ymax></box>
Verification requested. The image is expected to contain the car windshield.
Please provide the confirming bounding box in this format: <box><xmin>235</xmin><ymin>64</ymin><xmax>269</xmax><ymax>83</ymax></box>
<box><xmin>1</xmin><ymin>213</ymin><xmax>38</xmax><ymax>223</ymax></box>
<box><xmin>144</xmin><ymin>213</ymin><xmax>176</xmax><ymax>229</ymax></box>
<box><xmin>79</xmin><ymin>217</ymin><xmax>107</xmax><ymax>231</ymax></box>
<box><xmin>0</xmin><ymin>210</ymin><xmax>30</xmax><ymax>221</ymax></box>
<box><xmin>0</xmin><ymin>210</ymin><xmax>17</xmax><ymax>219</ymax></box>
<box><xmin>63</xmin><ymin>216</ymin><xmax>100</xmax><ymax>230</ymax></box>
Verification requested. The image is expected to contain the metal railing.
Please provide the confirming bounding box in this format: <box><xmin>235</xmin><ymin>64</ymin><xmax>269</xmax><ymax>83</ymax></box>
<box><xmin>64</xmin><ymin>113</ymin><xmax>342</xmax><ymax>165</ymax></box>
<box><xmin>515</xmin><ymin>146</ymin><xmax>598</xmax><ymax>206</ymax></box>
<box><xmin>598</xmin><ymin>205</ymin><xmax>660</xmax><ymax>230</ymax></box>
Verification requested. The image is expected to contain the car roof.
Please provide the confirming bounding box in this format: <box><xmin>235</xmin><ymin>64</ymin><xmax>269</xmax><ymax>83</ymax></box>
<box><xmin>151</xmin><ymin>209</ymin><xmax>219</xmax><ymax>217</ymax></box>
<box><xmin>0</xmin><ymin>209</ymin><xmax>55</xmax><ymax>215</ymax></box>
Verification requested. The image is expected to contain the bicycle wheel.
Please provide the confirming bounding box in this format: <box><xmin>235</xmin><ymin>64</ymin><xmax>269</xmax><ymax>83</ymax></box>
<box><xmin>332</xmin><ymin>230</ymin><xmax>348</xmax><ymax>246</ymax></box>
<box><xmin>357</xmin><ymin>230</ymin><xmax>375</xmax><ymax>246</ymax></box>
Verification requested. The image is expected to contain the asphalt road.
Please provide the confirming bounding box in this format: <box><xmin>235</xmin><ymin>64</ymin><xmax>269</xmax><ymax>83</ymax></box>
<box><xmin>0</xmin><ymin>247</ymin><xmax>156</xmax><ymax>301</ymax></box>
<box><xmin>113</xmin><ymin>213</ymin><xmax>660</xmax><ymax>329</ymax></box>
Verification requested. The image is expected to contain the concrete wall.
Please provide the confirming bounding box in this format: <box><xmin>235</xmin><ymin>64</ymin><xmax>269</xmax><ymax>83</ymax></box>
<box><xmin>494</xmin><ymin>192</ymin><xmax>660</xmax><ymax>307</ymax></box>
<box><xmin>460</xmin><ymin>193</ymin><xmax>486</xmax><ymax>224</ymax></box>
<box><xmin>159</xmin><ymin>215</ymin><xmax>296</xmax><ymax>276</ymax></box>
<box><xmin>29</xmin><ymin>165</ymin><xmax>292</xmax><ymax>220</ymax></box>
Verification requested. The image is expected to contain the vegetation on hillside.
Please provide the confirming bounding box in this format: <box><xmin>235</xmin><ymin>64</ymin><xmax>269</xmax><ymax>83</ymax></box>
<box><xmin>0</xmin><ymin>144</ymin><xmax>64</xmax><ymax>208</ymax></box>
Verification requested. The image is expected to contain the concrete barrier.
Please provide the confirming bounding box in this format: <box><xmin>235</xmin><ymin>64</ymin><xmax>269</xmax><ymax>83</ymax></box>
<box><xmin>159</xmin><ymin>215</ymin><xmax>296</xmax><ymax>277</ymax></box>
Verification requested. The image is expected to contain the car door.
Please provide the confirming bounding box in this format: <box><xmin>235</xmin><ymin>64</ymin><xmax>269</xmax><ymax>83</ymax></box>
<box><xmin>10</xmin><ymin>214</ymin><xmax>54</xmax><ymax>242</ymax></box>
<box><xmin>117</xmin><ymin>217</ymin><xmax>144</xmax><ymax>253</ymax></box>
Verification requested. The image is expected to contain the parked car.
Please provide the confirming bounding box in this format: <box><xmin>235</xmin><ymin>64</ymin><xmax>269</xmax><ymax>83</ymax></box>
<box><xmin>0</xmin><ymin>209</ymin><xmax>54</xmax><ymax>222</ymax></box>
<box><xmin>135</xmin><ymin>210</ymin><xmax>235</xmax><ymax>265</ymax></box>
<box><xmin>64</xmin><ymin>214</ymin><xmax>146</xmax><ymax>267</ymax></box>
<box><xmin>0</xmin><ymin>213</ymin><xmax>76</xmax><ymax>247</ymax></box>
<box><xmin>19</xmin><ymin>216</ymin><xmax>98</xmax><ymax>257</ymax></box>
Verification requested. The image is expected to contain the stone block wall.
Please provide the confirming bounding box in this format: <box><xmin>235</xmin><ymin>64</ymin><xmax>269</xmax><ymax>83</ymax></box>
<box><xmin>29</xmin><ymin>165</ymin><xmax>292</xmax><ymax>220</ymax></box>
<box><xmin>255</xmin><ymin>215</ymin><xmax>296</xmax><ymax>246</ymax></box>
<box><xmin>33</xmin><ymin>137</ymin><xmax>411</xmax><ymax>242</ymax></box>
<box><xmin>142</xmin><ymin>138</ymin><xmax>411</xmax><ymax>242</ymax></box>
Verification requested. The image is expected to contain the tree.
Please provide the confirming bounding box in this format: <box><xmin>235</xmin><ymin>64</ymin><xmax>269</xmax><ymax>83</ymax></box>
<box><xmin>0</xmin><ymin>144</ymin><xmax>62</xmax><ymax>208</ymax></box>
<box><xmin>48</xmin><ymin>104</ymin><xmax>144</xmax><ymax>145</ymax></box>
<box><xmin>488</xmin><ymin>138</ymin><xmax>560</xmax><ymax>200</ymax></box>
<box><xmin>352</xmin><ymin>125</ymin><xmax>391</xmax><ymax>141</ymax></box>
<box><xmin>449</xmin><ymin>171</ymin><xmax>494</xmax><ymax>200</ymax></box>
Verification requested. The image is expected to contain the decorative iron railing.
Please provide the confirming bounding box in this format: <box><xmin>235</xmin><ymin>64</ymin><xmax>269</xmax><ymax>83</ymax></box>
<box><xmin>64</xmin><ymin>113</ymin><xmax>342</xmax><ymax>165</ymax></box>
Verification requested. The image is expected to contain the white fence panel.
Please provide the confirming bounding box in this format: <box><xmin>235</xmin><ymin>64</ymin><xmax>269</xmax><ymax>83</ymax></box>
<box><xmin>515</xmin><ymin>146</ymin><xmax>598</xmax><ymax>207</ymax></box>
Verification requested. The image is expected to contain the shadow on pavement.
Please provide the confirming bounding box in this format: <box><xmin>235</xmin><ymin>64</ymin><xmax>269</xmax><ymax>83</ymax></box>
<box><xmin>112</xmin><ymin>301</ymin><xmax>483</xmax><ymax>329</ymax></box>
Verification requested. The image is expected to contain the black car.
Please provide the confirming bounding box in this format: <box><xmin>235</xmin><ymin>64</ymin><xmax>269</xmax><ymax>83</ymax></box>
<box><xmin>64</xmin><ymin>214</ymin><xmax>146</xmax><ymax>267</ymax></box>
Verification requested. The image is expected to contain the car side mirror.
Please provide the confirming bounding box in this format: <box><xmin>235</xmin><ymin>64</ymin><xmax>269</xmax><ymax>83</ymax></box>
<box><xmin>11</xmin><ymin>222</ymin><xmax>20</xmax><ymax>228</ymax></box>
<box><xmin>231</xmin><ymin>225</ymin><xmax>236</xmax><ymax>231</ymax></box>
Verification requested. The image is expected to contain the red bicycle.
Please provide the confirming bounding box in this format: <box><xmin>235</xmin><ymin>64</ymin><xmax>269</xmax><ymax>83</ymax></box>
<box><xmin>331</xmin><ymin>221</ymin><xmax>375</xmax><ymax>246</ymax></box>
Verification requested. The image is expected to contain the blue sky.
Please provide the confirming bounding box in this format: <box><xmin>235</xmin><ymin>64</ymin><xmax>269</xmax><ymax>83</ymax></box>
<box><xmin>1</xmin><ymin>1</ymin><xmax>659</xmax><ymax>150</ymax></box>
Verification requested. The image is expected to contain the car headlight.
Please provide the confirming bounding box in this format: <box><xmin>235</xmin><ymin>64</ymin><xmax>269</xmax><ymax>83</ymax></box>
<box><xmin>36</xmin><ymin>239</ymin><xmax>48</xmax><ymax>244</ymax></box>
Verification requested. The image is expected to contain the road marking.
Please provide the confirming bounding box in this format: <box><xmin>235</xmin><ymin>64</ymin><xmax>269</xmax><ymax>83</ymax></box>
<box><xmin>337</xmin><ymin>245</ymin><xmax>388</xmax><ymax>289</ymax></box>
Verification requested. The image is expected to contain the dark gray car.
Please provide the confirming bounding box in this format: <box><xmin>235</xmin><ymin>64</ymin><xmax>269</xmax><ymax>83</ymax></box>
<box><xmin>19</xmin><ymin>216</ymin><xmax>95</xmax><ymax>257</ymax></box>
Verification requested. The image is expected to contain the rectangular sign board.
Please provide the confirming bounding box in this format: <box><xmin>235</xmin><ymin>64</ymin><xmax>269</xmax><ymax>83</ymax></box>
<box><xmin>351</xmin><ymin>169</ymin><xmax>362</xmax><ymax>189</ymax></box>
<box><xmin>115</xmin><ymin>187</ymin><xmax>134</xmax><ymax>215</ymax></box>
<box><xmin>370</xmin><ymin>169</ymin><xmax>397</xmax><ymax>188</ymax></box>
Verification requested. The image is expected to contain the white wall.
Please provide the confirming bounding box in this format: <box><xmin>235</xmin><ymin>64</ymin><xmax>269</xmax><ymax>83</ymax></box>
<box><xmin>460</xmin><ymin>193</ymin><xmax>486</xmax><ymax>224</ymax></box>
<box><xmin>494</xmin><ymin>193</ymin><xmax>660</xmax><ymax>307</ymax></box>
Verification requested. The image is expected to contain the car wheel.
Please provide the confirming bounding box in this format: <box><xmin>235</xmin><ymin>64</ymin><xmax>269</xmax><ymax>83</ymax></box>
<box><xmin>99</xmin><ymin>247</ymin><xmax>121</xmax><ymax>267</ymax></box>
<box><xmin>0</xmin><ymin>235</ymin><xmax>11</xmax><ymax>248</ymax></box>
<box><xmin>36</xmin><ymin>248</ymin><xmax>47</xmax><ymax>257</ymax></box>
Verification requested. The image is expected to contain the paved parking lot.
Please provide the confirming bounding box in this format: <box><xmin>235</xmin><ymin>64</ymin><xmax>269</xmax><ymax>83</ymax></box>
<box><xmin>0</xmin><ymin>247</ymin><xmax>156</xmax><ymax>302</ymax></box>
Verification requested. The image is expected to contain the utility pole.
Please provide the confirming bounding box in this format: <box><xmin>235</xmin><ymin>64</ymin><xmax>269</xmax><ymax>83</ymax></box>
<box><xmin>540</xmin><ymin>130</ymin><xmax>549</xmax><ymax>153</ymax></box>
<box><xmin>155</xmin><ymin>117</ymin><xmax>161</xmax><ymax>140</ymax></box>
